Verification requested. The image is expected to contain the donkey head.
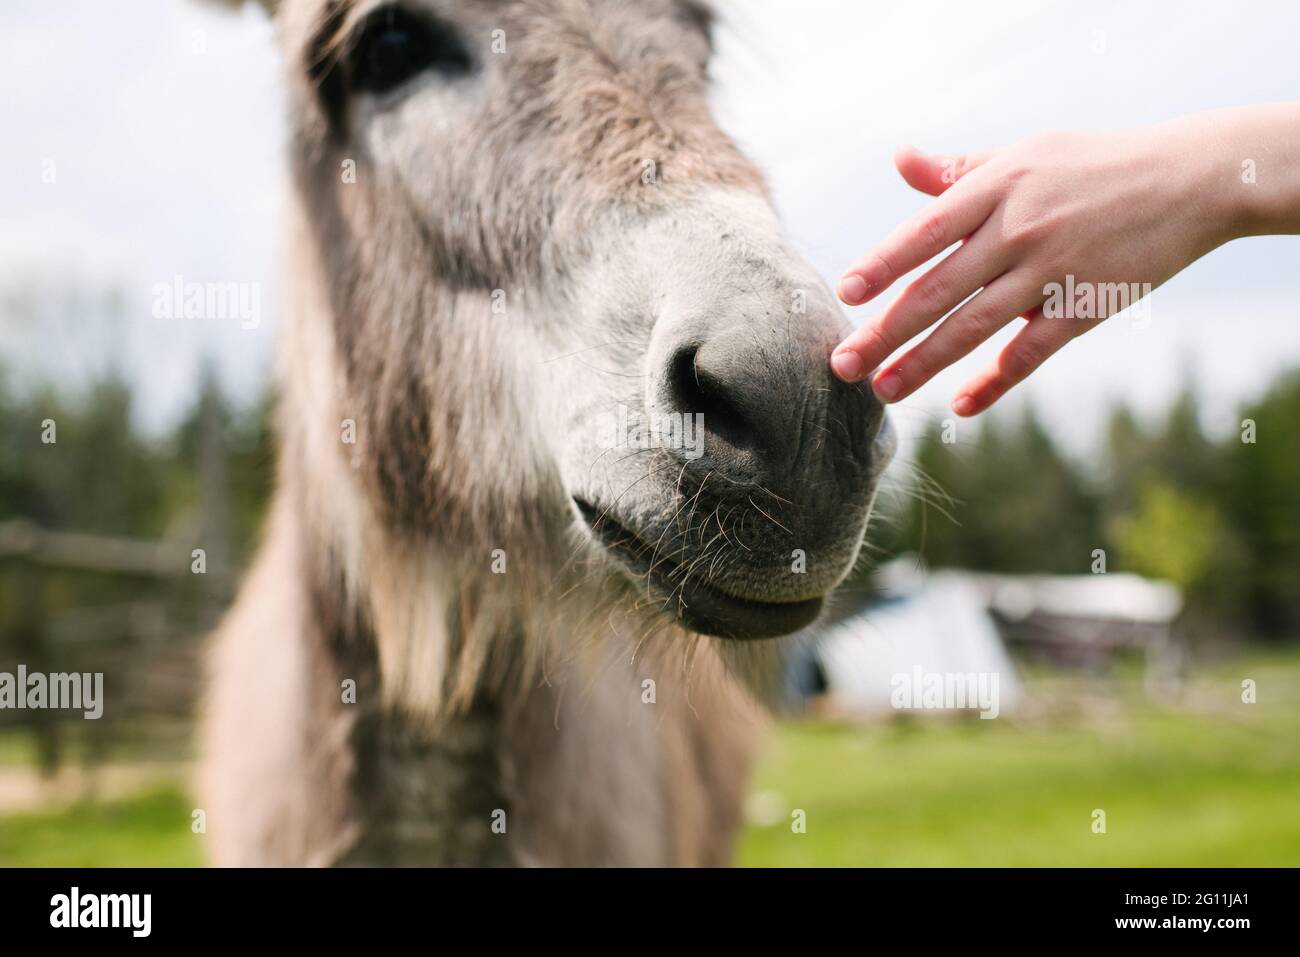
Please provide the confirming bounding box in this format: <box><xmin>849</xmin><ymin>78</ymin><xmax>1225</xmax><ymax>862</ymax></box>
<box><xmin>273</xmin><ymin>0</ymin><xmax>893</xmax><ymax>645</ymax></box>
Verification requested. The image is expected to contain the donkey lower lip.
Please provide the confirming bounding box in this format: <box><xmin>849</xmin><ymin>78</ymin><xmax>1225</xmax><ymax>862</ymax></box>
<box><xmin>573</xmin><ymin>499</ymin><xmax>823</xmax><ymax>641</ymax></box>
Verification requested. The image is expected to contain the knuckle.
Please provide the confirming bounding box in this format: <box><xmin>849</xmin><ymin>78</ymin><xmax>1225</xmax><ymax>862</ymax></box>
<box><xmin>997</xmin><ymin>160</ymin><xmax>1032</xmax><ymax>189</ymax></box>
<box><xmin>1007</xmin><ymin>213</ymin><xmax>1053</xmax><ymax>251</ymax></box>
<box><xmin>868</xmin><ymin>250</ymin><xmax>897</xmax><ymax>285</ymax></box>
<box><xmin>1022</xmin><ymin>129</ymin><xmax>1070</xmax><ymax>152</ymax></box>
<box><xmin>904</xmin><ymin>350</ymin><xmax>935</xmax><ymax>382</ymax></box>
<box><xmin>915</xmin><ymin>211</ymin><xmax>950</xmax><ymax>253</ymax></box>
<box><xmin>858</xmin><ymin>325</ymin><xmax>894</xmax><ymax>362</ymax></box>
<box><xmin>909</xmin><ymin>272</ymin><xmax>951</xmax><ymax>313</ymax></box>
<box><xmin>1019</xmin><ymin>131</ymin><xmax>1053</xmax><ymax>152</ymax></box>
<box><xmin>999</xmin><ymin>343</ymin><xmax>1042</xmax><ymax>381</ymax></box>
<box><xmin>953</xmin><ymin>310</ymin><xmax>995</xmax><ymax>352</ymax></box>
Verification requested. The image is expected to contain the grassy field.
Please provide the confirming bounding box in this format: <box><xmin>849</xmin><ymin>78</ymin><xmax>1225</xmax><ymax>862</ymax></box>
<box><xmin>0</xmin><ymin>787</ymin><xmax>200</xmax><ymax>867</ymax></box>
<box><xmin>740</xmin><ymin>655</ymin><xmax>1300</xmax><ymax>866</ymax></box>
<box><xmin>1</xmin><ymin>653</ymin><xmax>1297</xmax><ymax>866</ymax></box>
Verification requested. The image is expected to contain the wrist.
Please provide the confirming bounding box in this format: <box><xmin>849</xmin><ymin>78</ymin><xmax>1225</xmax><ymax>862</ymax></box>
<box><xmin>1175</xmin><ymin>104</ymin><xmax>1300</xmax><ymax>242</ymax></box>
<box><xmin>1159</xmin><ymin>111</ymin><xmax>1255</xmax><ymax>249</ymax></box>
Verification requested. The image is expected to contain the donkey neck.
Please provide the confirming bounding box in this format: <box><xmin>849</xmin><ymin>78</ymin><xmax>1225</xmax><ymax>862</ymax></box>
<box><xmin>334</xmin><ymin>696</ymin><xmax>515</xmax><ymax>866</ymax></box>
<box><xmin>297</xmin><ymin>514</ymin><xmax>528</xmax><ymax>864</ymax></box>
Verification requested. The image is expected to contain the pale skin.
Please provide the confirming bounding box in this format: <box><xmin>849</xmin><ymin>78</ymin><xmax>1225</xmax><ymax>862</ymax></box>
<box><xmin>830</xmin><ymin>102</ymin><xmax>1300</xmax><ymax>415</ymax></box>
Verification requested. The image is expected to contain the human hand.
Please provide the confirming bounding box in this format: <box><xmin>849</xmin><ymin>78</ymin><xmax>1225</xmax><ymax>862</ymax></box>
<box><xmin>830</xmin><ymin>118</ymin><xmax>1252</xmax><ymax>415</ymax></box>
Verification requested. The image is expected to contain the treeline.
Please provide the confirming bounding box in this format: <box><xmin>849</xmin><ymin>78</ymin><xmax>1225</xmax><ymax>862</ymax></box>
<box><xmin>875</xmin><ymin>372</ymin><xmax>1300</xmax><ymax>641</ymax></box>
<box><xmin>0</xmin><ymin>364</ymin><xmax>274</xmax><ymax>639</ymax></box>
<box><xmin>0</xmin><ymin>366</ymin><xmax>273</xmax><ymax>553</ymax></box>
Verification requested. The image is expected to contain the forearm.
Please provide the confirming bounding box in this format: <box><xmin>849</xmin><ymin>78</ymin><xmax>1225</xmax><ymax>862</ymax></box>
<box><xmin>1171</xmin><ymin>102</ymin><xmax>1300</xmax><ymax>241</ymax></box>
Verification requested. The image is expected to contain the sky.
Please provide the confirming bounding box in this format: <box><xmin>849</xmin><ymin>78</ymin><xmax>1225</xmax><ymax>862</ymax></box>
<box><xmin>2</xmin><ymin>0</ymin><xmax>1299</xmax><ymax>457</ymax></box>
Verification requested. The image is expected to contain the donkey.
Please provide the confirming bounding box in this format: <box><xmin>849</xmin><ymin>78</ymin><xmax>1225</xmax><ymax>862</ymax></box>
<box><xmin>201</xmin><ymin>0</ymin><xmax>894</xmax><ymax>866</ymax></box>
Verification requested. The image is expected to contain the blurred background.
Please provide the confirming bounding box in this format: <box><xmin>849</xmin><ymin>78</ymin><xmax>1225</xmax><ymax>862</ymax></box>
<box><xmin>2</xmin><ymin>0</ymin><xmax>1298</xmax><ymax>866</ymax></box>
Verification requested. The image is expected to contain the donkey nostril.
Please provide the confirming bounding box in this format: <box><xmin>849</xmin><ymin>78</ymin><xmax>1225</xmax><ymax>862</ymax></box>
<box><xmin>666</xmin><ymin>344</ymin><xmax>760</xmax><ymax>453</ymax></box>
<box><xmin>656</xmin><ymin>319</ymin><xmax>882</xmax><ymax>487</ymax></box>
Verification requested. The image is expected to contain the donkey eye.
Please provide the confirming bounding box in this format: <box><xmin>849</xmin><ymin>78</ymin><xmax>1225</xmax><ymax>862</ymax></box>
<box><xmin>350</xmin><ymin>7</ymin><xmax>472</xmax><ymax>95</ymax></box>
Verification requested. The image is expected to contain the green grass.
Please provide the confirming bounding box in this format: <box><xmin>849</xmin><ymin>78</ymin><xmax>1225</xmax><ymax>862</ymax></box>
<box><xmin>0</xmin><ymin>787</ymin><xmax>201</xmax><ymax>867</ymax></box>
<box><xmin>0</xmin><ymin>730</ymin><xmax>37</xmax><ymax>769</ymax></box>
<box><xmin>738</xmin><ymin>657</ymin><xmax>1300</xmax><ymax>866</ymax></box>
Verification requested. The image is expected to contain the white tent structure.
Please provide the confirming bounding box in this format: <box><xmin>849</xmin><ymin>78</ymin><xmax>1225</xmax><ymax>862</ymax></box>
<box><xmin>806</xmin><ymin>557</ymin><xmax>1187</xmax><ymax>716</ymax></box>
<box><xmin>986</xmin><ymin>572</ymin><xmax>1182</xmax><ymax>624</ymax></box>
<box><xmin>815</xmin><ymin>562</ymin><xmax>1022</xmax><ymax>718</ymax></box>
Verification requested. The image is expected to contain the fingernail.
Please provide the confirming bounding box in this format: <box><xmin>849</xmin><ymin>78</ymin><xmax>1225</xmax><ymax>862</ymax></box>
<box><xmin>952</xmin><ymin>394</ymin><xmax>976</xmax><ymax>416</ymax></box>
<box><xmin>838</xmin><ymin>274</ymin><xmax>868</xmax><ymax>304</ymax></box>
<box><xmin>873</xmin><ymin>371</ymin><xmax>902</xmax><ymax>402</ymax></box>
<box><xmin>831</xmin><ymin>348</ymin><xmax>866</xmax><ymax>382</ymax></box>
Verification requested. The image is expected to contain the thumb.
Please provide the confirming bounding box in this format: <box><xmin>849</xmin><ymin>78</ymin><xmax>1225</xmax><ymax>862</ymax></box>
<box><xmin>894</xmin><ymin>145</ymin><xmax>992</xmax><ymax>196</ymax></box>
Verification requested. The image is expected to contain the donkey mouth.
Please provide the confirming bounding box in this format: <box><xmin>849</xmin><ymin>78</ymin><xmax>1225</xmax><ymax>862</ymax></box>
<box><xmin>573</xmin><ymin>499</ymin><xmax>823</xmax><ymax>640</ymax></box>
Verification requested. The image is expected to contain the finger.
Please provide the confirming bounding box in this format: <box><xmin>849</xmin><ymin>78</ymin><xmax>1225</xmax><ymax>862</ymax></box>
<box><xmin>831</xmin><ymin>229</ymin><xmax>1011</xmax><ymax>381</ymax></box>
<box><xmin>895</xmin><ymin>145</ymin><xmax>994</xmax><ymax>197</ymax></box>
<box><xmin>868</xmin><ymin>273</ymin><xmax>1045</xmax><ymax>403</ymax></box>
<box><xmin>950</xmin><ymin>309</ymin><xmax>1072</xmax><ymax>415</ymax></box>
<box><xmin>837</xmin><ymin>182</ymin><xmax>999</xmax><ymax>307</ymax></box>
